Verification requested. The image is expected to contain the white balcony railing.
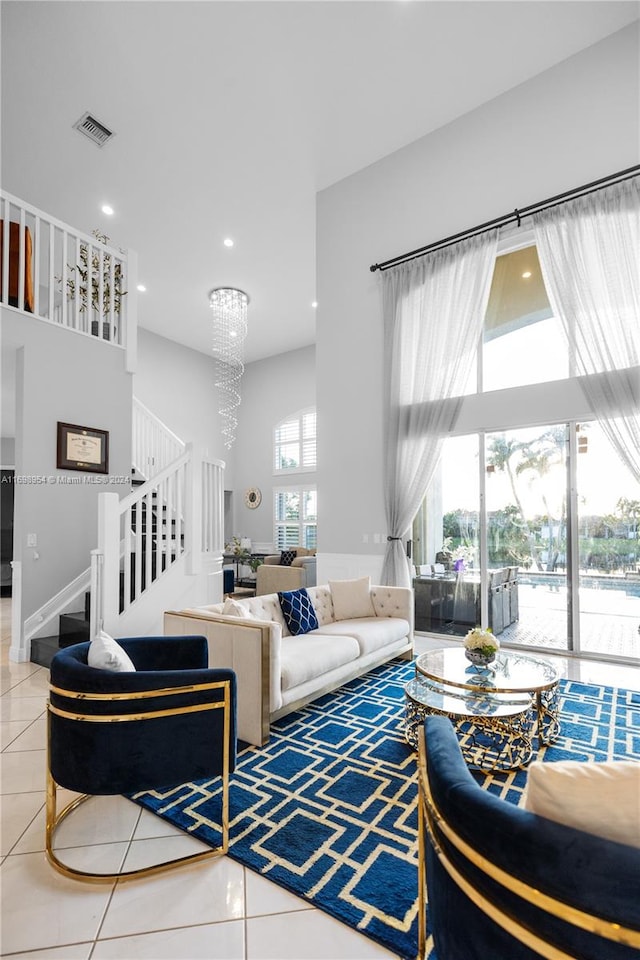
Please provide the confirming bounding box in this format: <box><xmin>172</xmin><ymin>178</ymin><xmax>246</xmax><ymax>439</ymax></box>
<box><xmin>1</xmin><ymin>191</ymin><xmax>137</xmax><ymax>371</ymax></box>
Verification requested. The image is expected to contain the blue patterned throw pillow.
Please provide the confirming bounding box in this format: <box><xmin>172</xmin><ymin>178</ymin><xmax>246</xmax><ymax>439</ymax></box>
<box><xmin>279</xmin><ymin>549</ymin><xmax>297</xmax><ymax>566</ymax></box>
<box><xmin>278</xmin><ymin>588</ymin><xmax>319</xmax><ymax>636</ymax></box>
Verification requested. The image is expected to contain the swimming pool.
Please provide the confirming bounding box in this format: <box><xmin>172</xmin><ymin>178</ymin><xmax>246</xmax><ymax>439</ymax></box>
<box><xmin>519</xmin><ymin>572</ymin><xmax>640</xmax><ymax>597</ymax></box>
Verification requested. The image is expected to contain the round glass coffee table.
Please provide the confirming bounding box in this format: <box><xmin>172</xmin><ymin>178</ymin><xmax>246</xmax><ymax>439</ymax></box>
<box><xmin>404</xmin><ymin>648</ymin><xmax>560</xmax><ymax>771</ymax></box>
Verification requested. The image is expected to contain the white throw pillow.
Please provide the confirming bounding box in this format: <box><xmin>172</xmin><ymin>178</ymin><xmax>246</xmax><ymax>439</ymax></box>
<box><xmin>87</xmin><ymin>630</ymin><xmax>136</xmax><ymax>672</ymax></box>
<box><xmin>222</xmin><ymin>597</ymin><xmax>253</xmax><ymax>618</ymax></box>
<box><xmin>329</xmin><ymin>577</ymin><xmax>375</xmax><ymax>620</ymax></box>
<box><xmin>522</xmin><ymin>759</ymin><xmax>640</xmax><ymax>849</ymax></box>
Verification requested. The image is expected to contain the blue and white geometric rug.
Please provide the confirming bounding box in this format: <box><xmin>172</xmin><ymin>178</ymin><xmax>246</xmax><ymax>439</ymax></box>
<box><xmin>131</xmin><ymin>659</ymin><xmax>640</xmax><ymax>960</ymax></box>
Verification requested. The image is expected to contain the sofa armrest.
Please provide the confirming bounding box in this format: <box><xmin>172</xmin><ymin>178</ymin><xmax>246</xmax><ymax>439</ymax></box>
<box><xmin>164</xmin><ymin>610</ymin><xmax>281</xmax><ymax>746</ymax></box>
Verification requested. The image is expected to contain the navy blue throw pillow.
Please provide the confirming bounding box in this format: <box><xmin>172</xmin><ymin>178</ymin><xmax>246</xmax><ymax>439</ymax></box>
<box><xmin>280</xmin><ymin>550</ymin><xmax>297</xmax><ymax>566</ymax></box>
<box><xmin>278</xmin><ymin>588</ymin><xmax>319</xmax><ymax>636</ymax></box>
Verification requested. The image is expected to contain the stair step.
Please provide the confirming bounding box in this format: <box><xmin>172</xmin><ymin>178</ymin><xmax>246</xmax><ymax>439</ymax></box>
<box><xmin>59</xmin><ymin>611</ymin><xmax>91</xmax><ymax>644</ymax></box>
<box><xmin>30</xmin><ymin>635</ymin><xmax>62</xmax><ymax>668</ymax></box>
<box><xmin>30</xmin><ymin>635</ymin><xmax>58</xmax><ymax>667</ymax></box>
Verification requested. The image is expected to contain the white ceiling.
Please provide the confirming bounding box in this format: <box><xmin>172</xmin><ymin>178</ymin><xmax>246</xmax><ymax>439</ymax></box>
<box><xmin>2</xmin><ymin>1</ymin><xmax>638</xmax><ymax>364</ymax></box>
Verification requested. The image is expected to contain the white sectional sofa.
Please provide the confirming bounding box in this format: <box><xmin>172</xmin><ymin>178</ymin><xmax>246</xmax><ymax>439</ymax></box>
<box><xmin>164</xmin><ymin>580</ymin><xmax>414</xmax><ymax>746</ymax></box>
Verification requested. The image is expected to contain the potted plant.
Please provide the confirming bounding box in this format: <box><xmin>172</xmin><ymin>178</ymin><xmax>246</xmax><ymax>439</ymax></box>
<box><xmin>452</xmin><ymin>543</ymin><xmax>475</xmax><ymax>573</ymax></box>
<box><xmin>57</xmin><ymin>230</ymin><xmax>126</xmax><ymax>339</ymax></box>
<box><xmin>463</xmin><ymin>626</ymin><xmax>499</xmax><ymax>667</ymax></box>
<box><xmin>225</xmin><ymin>537</ymin><xmax>262</xmax><ymax>580</ymax></box>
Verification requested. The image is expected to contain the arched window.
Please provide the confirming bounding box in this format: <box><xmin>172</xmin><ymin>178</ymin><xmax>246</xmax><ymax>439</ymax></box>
<box><xmin>274</xmin><ymin>408</ymin><xmax>316</xmax><ymax>473</ymax></box>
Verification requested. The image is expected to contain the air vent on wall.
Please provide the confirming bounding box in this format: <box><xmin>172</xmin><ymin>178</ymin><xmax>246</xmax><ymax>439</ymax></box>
<box><xmin>73</xmin><ymin>112</ymin><xmax>114</xmax><ymax>148</ymax></box>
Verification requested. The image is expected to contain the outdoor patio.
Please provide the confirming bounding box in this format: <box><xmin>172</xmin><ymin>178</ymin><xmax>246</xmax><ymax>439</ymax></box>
<box><xmin>424</xmin><ymin>576</ymin><xmax>640</xmax><ymax>661</ymax></box>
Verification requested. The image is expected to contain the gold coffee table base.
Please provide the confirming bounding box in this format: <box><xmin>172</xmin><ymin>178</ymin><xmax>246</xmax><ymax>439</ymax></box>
<box><xmin>405</xmin><ymin>678</ymin><xmax>534</xmax><ymax>772</ymax></box>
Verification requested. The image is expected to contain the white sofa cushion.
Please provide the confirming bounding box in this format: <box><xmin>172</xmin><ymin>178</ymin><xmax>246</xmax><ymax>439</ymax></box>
<box><xmin>280</xmin><ymin>634</ymin><xmax>360</xmax><ymax>692</ymax></box>
<box><xmin>522</xmin><ymin>759</ymin><xmax>640</xmax><ymax>849</ymax></box>
<box><xmin>222</xmin><ymin>597</ymin><xmax>254</xmax><ymax>617</ymax></box>
<box><xmin>313</xmin><ymin>617</ymin><xmax>411</xmax><ymax>656</ymax></box>
<box><xmin>306</xmin><ymin>586</ymin><xmax>335</xmax><ymax>626</ymax></box>
<box><xmin>329</xmin><ymin>577</ymin><xmax>375</xmax><ymax>620</ymax></box>
<box><xmin>236</xmin><ymin>594</ymin><xmax>289</xmax><ymax>631</ymax></box>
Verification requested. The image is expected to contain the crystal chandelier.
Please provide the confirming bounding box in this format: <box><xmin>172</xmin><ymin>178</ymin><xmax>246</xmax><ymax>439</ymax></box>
<box><xmin>209</xmin><ymin>287</ymin><xmax>250</xmax><ymax>449</ymax></box>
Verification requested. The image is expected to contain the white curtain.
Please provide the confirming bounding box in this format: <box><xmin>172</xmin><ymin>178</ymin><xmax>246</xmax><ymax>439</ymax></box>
<box><xmin>533</xmin><ymin>178</ymin><xmax>640</xmax><ymax>481</ymax></box>
<box><xmin>381</xmin><ymin>231</ymin><xmax>498</xmax><ymax>587</ymax></box>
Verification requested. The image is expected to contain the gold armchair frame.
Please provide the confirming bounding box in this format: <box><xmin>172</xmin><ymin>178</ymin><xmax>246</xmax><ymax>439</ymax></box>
<box><xmin>417</xmin><ymin>725</ymin><xmax>640</xmax><ymax>959</ymax></box>
<box><xmin>46</xmin><ymin>677</ymin><xmax>233</xmax><ymax>884</ymax></box>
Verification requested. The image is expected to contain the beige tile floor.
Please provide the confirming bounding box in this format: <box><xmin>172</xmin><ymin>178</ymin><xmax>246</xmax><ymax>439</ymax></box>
<box><xmin>2</xmin><ymin>597</ymin><xmax>640</xmax><ymax>960</ymax></box>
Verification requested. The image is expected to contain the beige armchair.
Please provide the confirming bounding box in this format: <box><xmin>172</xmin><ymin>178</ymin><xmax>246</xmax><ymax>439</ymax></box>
<box><xmin>255</xmin><ymin>548</ymin><xmax>317</xmax><ymax>596</ymax></box>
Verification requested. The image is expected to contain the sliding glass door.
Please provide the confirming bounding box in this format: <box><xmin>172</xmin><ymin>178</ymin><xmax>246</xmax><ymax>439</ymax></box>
<box><xmin>413</xmin><ymin>420</ymin><xmax>640</xmax><ymax>661</ymax></box>
<box><xmin>485</xmin><ymin>424</ymin><xmax>569</xmax><ymax>651</ymax></box>
<box><xmin>576</xmin><ymin>421</ymin><xmax>640</xmax><ymax>659</ymax></box>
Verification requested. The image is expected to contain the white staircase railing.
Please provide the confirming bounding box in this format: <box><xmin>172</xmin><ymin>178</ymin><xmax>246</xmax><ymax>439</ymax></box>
<box><xmin>132</xmin><ymin>396</ymin><xmax>186</xmax><ymax>480</ymax></box>
<box><xmin>95</xmin><ymin>443</ymin><xmax>225</xmax><ymax>634</ymax></box>
<box><xmin>23</xmin><ymin>564</ymin><xmax>93</xmax><ymax>645</ymax></box>
<box><xmin>201</xmin><ymin>456</ymin><xmax>225</xmax><ymax>555</ymax></box>
<box><xmin>0</xmin><ymin>190</ymin><xmax>137</xmax><ymax>373</ymax></box>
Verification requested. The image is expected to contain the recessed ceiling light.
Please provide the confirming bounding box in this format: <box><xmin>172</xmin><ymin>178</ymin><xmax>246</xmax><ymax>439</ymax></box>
<box><xmin>137</xmin><ymin>284</ymin><xmax>146</xmax><ymax>292</ymax></box>
<box><xmin>223</xmin><ymin>238</ymin><xmax>234</xmax><ymax>248</ymax></box>
<box><xmin>101</xmin><ymin>204</ymin><xmax>114</xmax><ymax>216</ymax></box>
<box><xmin>521</xmin><ymin>270</ymin><xmax>532</xmax><ymax>279</ymax></box>
<box><xmin>311</xmin><ymin>301</ymin><xmax>318</xmax><ymax>308</ymax></box>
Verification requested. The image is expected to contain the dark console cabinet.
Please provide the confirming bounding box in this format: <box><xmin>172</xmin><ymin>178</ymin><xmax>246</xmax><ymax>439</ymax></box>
<box><xmin>414</xmin><ymin>567</ymin><xmax>519</xmax><ymax>635</ymax></box>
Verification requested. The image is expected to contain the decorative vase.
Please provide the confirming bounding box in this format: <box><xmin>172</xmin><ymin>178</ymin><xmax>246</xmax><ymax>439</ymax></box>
<box><xmin>465</xmin><ymin>648</ymin><xmax>496</xmax><ymax>668</ymax></box>
<box><xmin>454</xmin><ymin>558</ymin><xmax>465</xmax><ymax>573</ymax></box>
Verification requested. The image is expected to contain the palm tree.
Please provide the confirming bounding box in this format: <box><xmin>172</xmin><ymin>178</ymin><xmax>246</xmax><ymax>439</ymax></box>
<box><xmin>517</xmin><ymin>426</ymin><xmax>567</xmax><ymax>572</ymax></box>
<box><xmin>487</xmin><ymin>436</ymin><xmax>527</xmax><ymax>516</ymax></box>
<box><xmin>486</xmin><ymin>435</ymin><xmax>541</xmax><ymax>569</ymax></box>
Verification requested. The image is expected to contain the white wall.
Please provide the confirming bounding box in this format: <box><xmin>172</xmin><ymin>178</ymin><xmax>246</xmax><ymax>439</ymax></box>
<box><xmin>316</xmin><ymin>24</ymin><xmax>640</xmax><ymax>580</ymax></box>
<box><xmin>1</xmin><ymin>437</ymin><xmax>15</xmax><ymax>465</ymax></box>
<box><xmin>135</xmin><ymin>327</ymin><xmax>230</xmax><ymax>477</ymax></box>
<box><xmin>135</xmin><ymin>332</ymin><xmax>316</xmax><ymax>551</ymax></box>
<box><xmin>2</xmin><ymin>309</ymin><xmax>132</xmax><ymax>630</ymax></box>
<box><xmin>232</xmin><ymin>345</ymin><xmax>316</xmax><ymax>549</ymax></box>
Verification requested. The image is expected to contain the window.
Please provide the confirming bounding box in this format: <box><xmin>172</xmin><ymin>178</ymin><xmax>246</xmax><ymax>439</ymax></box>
<box><xmin>274</xmin><ymin>409</ymin><xmax>316</xmax><ymax>473</ymax></box>
<box><xmin>274</xmin><ymin>487</ymin><xmax>317</xmax><ymax>550</ymax></box>
<box><xmin>411</xmin><ymin>233</ymin><xmax>639</xmax><ymax>660</ymax></box>
<box><xmin>482</xmin><ymin>240</ymin><xmax>569</xmax><ymax>390</ymax></box>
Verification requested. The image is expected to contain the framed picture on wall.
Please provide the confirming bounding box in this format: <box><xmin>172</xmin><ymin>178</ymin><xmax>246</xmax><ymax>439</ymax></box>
<box><xmin>56</xmin><ymin>422</ymin><xmax>109</xmax><ymax>474</ymax></box>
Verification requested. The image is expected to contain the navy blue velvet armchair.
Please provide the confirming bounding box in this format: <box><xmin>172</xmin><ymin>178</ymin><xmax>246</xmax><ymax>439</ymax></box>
<box><xmin>418</xmin><ymin>716</ymin><xmax>640</xmax><ymax>960</ymax></box>
<box><xmin>47</xmin><ymin>635</ymin><xmax>236</xmax><ymax>882</ymax></box>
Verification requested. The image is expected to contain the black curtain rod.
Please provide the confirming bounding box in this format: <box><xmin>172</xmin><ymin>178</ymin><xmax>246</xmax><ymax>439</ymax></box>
<box><xmin>369</xmin><ymin>162</ymin><xmax>640</xmax><ymax>273</ymax></box>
